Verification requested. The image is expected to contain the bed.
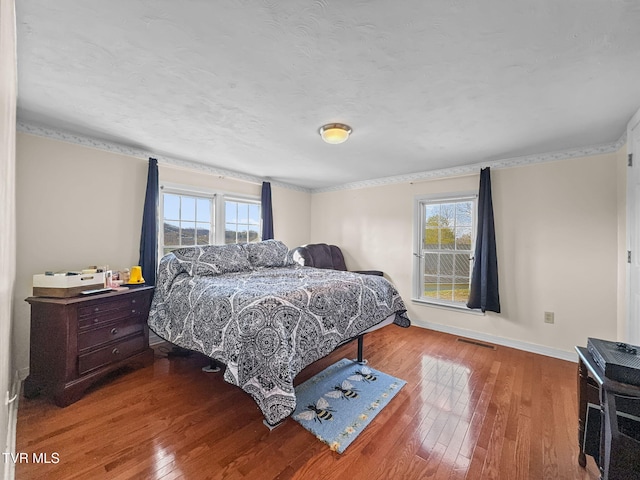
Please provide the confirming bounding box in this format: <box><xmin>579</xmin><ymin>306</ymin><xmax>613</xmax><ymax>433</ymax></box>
<box><xmin>148</xmin><ymin>240</ymin><xmax>410</xmax><ymax>426</ymax></box>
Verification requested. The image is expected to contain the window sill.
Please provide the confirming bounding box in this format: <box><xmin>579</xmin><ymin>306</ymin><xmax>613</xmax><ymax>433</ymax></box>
<box><xmin>411</xmin><ymin>298</ymin><xmax>486</xmax><ymax>316</ymax></box>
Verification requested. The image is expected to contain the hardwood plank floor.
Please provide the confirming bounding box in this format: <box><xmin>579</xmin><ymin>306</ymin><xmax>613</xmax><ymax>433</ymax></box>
<box><xmin>15</xmin><ymin>326</ymin><xmax>602</xmax><ymax>479</ymax></box>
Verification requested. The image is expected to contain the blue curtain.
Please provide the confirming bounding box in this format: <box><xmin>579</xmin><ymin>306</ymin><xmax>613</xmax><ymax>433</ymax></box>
<box><xmin>138</xmin><ymin>158</ymin><xmax>159</xmax><ymax>286</ymax></box>
<box><xmin>261</xmin><ymin>181</ymin><xmax>274</xmax><ymax>240</ymax></box>
<box><xmin>467</xmin><ymin>167</ymin><xmax>500</xmax><ymax>313</ymax></box>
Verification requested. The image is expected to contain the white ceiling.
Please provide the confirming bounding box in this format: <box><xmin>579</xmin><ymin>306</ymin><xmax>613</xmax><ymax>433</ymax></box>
<box><xmin>15</xmin><ymin>1</ymin><xmax>640</xmax><ymax>190</ymax></box>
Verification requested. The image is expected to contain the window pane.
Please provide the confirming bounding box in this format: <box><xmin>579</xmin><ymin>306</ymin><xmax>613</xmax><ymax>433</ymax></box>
<box><xmin>423</xmin><ymin>275</ymin><xmax>438</xmax><ymax>298</ymax></box>
<box><xmin>455</xmin><ymin>227</ymin><xmax>472</xmax><ymax>250</ymax></box>
<box><xmin>238</xmin><ymin>203</ymin><xmax>249</xmax><ymax>224</ymax></box>
<box><xmin>440</xmin><ymin>226</ymin><xmax>455</xmax><ymax>250</ymax></box>
<box><xmin>454</xmin><ymin>253</ymin><xmax>471</xmax><ymax>277</ymax></box>
<box><xmin>164</xmin><ymin>194</ymin><xmax>180</xmax><ymax>220</ymax></box>
<box><xmin>425</xmin><ymin>204</ymin><xmax>440</xmax><ymax>223</ymax></box>
<box><xmin>196</xmin><ymin>198</ymin><xmax>211</xmax><ymax>222</ymax></box>
<box><xmin>424</xmin><ymin>254</ymin><xmax>438</xmax><ymax>275</ymax></box>
<box><xmin>440</xmin><ymin>204</ymin><xmax>455</xmax><ymax>226</ymax></box>
<box><xmin>456</xmin><ymin>202</ymin><xmax>473</xmax><ymax>226</ymax></box>
<box><xmin>440</xmin><ymin>253</ymin><xmax>454</xmax><ymax>276</ymax></box>
<box><xmin>439</xmin><ymin>276</ymin><xmax>454</xmax><ymax>301</ymax></box>
<box><xmin>424</xmin><ymin>228</ymin><xmax>439</xmax><ymax>249</ymax></box>
<box><xmin>181</xmin><ymin>197</ymin><xmax>196</xmax><ymax>221</ymax></box>
<box><xmin>225</xmin><ymin>224</ymin><xmax>237</xmax><ymax>244</ymax></box>
<box><xmin>453</xmin><ymin>277</ymin><xmax>470</xmax><ymax>303</ymax></box>
<box><xmin>226</xmin><ymin>202</ymin><xmax>237</xmax><ymax>222</ymax></box>
<box><xmin>196</xmin><ymin>223</ymin><xmax>210</xmax><ymax>245</ymax></box>
<box><xmin>181</xmin><ymin>222</ymin><xmax>195</xmax><ymax>245</ymax></box>
<box><xmin>248</xmin><ymin>204</ymin><xmax>260</xmax><ymax>225</ymax></box>
<box><xmin>425</xmin><ymin>211</ymin><xmax>444</xmax><ymax>229</ymax></box>
<box><xmin>164</xmin><ymin>221</ymin><xmax>180</xmax><ymax>246</ymax></box>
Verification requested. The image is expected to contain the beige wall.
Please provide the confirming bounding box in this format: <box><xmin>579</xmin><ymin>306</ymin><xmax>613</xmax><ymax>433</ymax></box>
<box><xmin>311</xmin><ymin>152</ymin><xmax>624</xmax><ymax>356</ymax></box>
<box><xmin>13</xmin><ymin>133</ymin><xmax>311</xmax><ymax>372</ymax></box>
<box><xmin>13</xmin><ymin>131</ymin><xmax>626</xmax><ymax>364</ymax></box>
<box><xmin>14</xmin><ymin>134</ymin><xmax>149</xmax><ymax>373</ymax></box>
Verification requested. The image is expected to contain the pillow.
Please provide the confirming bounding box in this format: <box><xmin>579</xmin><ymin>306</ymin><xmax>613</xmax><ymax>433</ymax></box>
<box><xmin>171</xmin><ymin>246</ymin><xmax>202</xmax><ymax>276</ymax></box>
<box><xmin>172</xmin><ymin>244</ymin><xmax>252</xmax><ymax>276</ymax></box>
<box><xmin>244</xmin><ymin>240</ymin><xmax>293</xmax><ymax>268</ymax></box>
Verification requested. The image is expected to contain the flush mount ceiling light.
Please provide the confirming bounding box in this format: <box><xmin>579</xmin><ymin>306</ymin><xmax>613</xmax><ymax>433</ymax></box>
<box><xmin>319</xmin><ymin>123</ymin><xmax>352</xmax><ymax>144</ymax></box>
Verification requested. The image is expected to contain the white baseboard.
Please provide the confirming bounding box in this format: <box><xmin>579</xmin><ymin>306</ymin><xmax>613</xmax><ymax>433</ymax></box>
<box><xmin>412</xmin><ymin>319</ymin><xmax>578</xmax><ymax>362</ymax></box>
<box><xmin>3</xmin><ymin>371</ymin><xmax>21</xmax><ymax>480</ymax></box>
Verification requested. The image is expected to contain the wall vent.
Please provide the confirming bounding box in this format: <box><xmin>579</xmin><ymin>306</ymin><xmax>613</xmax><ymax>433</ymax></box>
<box><xmin>456</xmin><ymin>338</ymin><xmax>497</xmax><ymax>350</ymax></box>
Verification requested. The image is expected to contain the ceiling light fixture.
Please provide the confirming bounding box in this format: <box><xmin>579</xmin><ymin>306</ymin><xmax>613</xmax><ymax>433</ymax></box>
<box><xmin>319</xmin><ymin>123</ymin><xmax>352</xmax><ymax>144</ymax></box>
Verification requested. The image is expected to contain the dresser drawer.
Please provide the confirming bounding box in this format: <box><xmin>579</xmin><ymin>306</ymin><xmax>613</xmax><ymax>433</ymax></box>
<box><xmin>78</xmin><ymin>334</ymin><xmax>146</xmax><ymax>375</ymax></box>
<box><xmin>78</xmin><ymin>295</ymin><xmax>142</xmax><ymax>317</ymax></box>
<box><xmin>78</xmin><ymin>298</ymin><xmax>146</xmax><ymax>329</ymax></box>
<box><xmin>78</xmin><ymin>317</ymin><xmax>145</xmax><ymax>352</ymax></box>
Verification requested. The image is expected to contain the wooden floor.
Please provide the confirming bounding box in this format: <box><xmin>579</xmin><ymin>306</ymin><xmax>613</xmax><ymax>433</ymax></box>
<box><xmin>15</xmin><ymin>326</ymin><xmax>601</xmax><ymax>480</ymax></box>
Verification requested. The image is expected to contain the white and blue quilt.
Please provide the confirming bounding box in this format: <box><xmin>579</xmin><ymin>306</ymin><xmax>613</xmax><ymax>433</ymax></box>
<box><xmin>148</xmin><ymin>240</ymin><xmax>410</xmax><ymax>425</ymax></box>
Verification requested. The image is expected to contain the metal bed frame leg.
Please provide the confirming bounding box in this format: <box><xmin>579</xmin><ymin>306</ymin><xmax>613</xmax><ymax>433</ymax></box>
<box><xmin>202</xmin><ymin>359</ymin><xmax>221</xmax><ymax>373</ymax></box>
<box><xmin>263</xmin><ymin>419</ymin><xmax>285</xmax><ymax>430</ymax></box>
<box><xmin>355</xmin><ymin>335</ymin><xmax>368</xmax><ymax>364</ymax></box>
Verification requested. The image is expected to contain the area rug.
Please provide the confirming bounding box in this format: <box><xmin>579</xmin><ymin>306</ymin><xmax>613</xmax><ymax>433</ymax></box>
<box><xmin>292</xmin><ymin>358</ymin><xmax>406</xmax><ymax>453</ymax></box>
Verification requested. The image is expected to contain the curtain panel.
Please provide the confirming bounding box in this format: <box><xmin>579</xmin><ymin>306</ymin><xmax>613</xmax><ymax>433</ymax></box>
<box><xmin>139</xmin><ymin>158</ymin><xmax>159</xmax><ymax>286</ymax></box>
<box><xmin>261</xmin><ymin>181</ymin><xmax>274</xmax><ymax>240</ymax></box>
<box><xmin>467</xmin><ymin>167</ymin><xmax>500</xmax><ymax>313</ymax></box>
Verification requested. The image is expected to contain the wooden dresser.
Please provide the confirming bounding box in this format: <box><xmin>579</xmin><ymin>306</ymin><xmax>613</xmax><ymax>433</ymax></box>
<box><xmin>24</xmin><ymin>286</ymin><xmax>155</xmax><ymax>406</ymax></box>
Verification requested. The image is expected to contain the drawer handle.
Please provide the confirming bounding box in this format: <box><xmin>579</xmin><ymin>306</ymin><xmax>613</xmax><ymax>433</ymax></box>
<box><xmin>131</xmin><ymin>309</ymin><xmax>137</xmax><ymax>314</ymax></box>
<box><xmin>112</xmin><ymin>348</ymin><xmax>120</xmax><ymax>355</ymax></box>
<box><xmin>110</xmin><ymin>328</ymin><xmax>118</xmax><ymax>335</ymax></box>
<box><xmin>93</xmin><ymin>318</ymin><xmax>99</xmax><ymax>324</ymax></box>
<box><xmin>131</xmin><ymin>299</ymin><xmax>137</xmax><ymax>304</ymax></box>
<box><xmin>94</xmin><ymin>307</ymin><xmax>100</xmax><ymax>312</ymax></box>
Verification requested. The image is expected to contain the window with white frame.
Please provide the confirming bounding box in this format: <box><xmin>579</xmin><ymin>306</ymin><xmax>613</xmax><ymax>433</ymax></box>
<box><xmin>413</xmin><ymin>194</ymin><xmax>476</xmax><ymax>306</ymax></box>
<box><xmin>224</xmin><ymin>198</ymin><xmax>261</xmax><ymax>244</ymax></box>
<box><xmin>160</xmin><ymin>186</ymin><xmax>261</xmax><ymax>256</ymax></box>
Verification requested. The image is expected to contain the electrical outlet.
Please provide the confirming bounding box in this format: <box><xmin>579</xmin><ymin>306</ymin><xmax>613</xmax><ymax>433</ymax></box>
<box><xmin>544</xmin><ymin>311</ymin><xmax>555</xmax><ymax>324</ymax></box>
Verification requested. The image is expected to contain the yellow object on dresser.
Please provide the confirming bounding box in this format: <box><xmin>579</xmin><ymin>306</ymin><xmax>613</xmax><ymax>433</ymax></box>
<box><xmin>128</xmin><ymin>265</ymin><xmax>144</xmax><ymax>284</ymax></box>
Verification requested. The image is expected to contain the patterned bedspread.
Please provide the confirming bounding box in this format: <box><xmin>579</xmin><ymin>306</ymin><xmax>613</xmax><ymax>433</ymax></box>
<box><xmin>148</xmin><ymin>241</ymin><xmax>410</xmax><ymax>425</ymax></box>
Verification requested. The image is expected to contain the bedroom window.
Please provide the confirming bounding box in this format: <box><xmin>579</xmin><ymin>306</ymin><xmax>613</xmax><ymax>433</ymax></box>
<box><xmin>160</xmin><ymin>186</ymin><xmax>262</xmax><ymax>255</ymax></box>
<box><xmin>161</xmin><ymin>192</ymin><xmax>214</xmax><ymax>255</ymax></box>
<box><xmin>224</xmin><ymin>198</ymin><xmax>261</xmax><ymax>244</ymax></box>
<box><xmin>413</xmin><ymin>194</ymin><xmax>476</xmax><ymax>307</ymax></box>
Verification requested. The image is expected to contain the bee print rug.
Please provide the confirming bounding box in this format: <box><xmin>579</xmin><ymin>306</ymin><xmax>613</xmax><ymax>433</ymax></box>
<box><xmin>292</xmin><ymin>358</ymin><xmax>406</xmax><ymax>453</ymax></box>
